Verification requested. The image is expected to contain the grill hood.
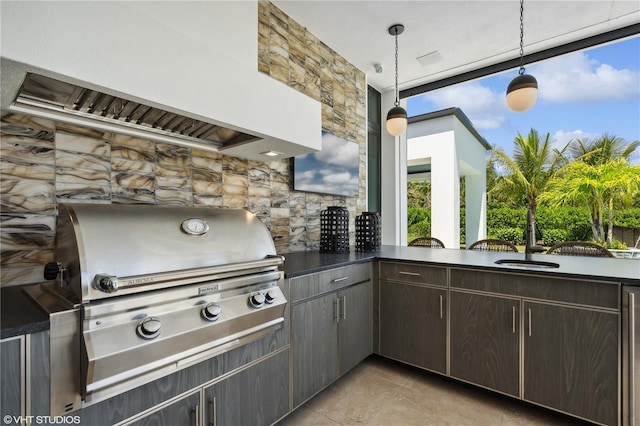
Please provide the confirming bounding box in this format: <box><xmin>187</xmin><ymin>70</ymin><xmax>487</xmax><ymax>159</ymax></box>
<box><xmin>51</xmin><ymin>203</ymin><xmax>281</xmax><ymax>303</ymax></box>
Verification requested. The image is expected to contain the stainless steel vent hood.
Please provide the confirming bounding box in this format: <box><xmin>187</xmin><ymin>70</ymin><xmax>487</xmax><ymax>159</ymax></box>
<box><xmin>11</xmin><ymin>73</ymin><xmax>261</xmax><ymax>152</ymax></box>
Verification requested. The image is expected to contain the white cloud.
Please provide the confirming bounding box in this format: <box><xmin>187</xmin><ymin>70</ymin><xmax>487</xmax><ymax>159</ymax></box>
<box><xmin>531</xmin><ymin>52</ymin><xmax>640</xmax><ymax>103</ymax></box>
<box><xmin>551</xmin><ymin>129</ymin><xmax>594</xmax><ymax>151</ymax></box>
<box><xmin>419</xmin><ymin>82</ymin><xmax>507</xmax><ymax>130</ymax></box>
<box><xmin>315</xmin><ymin>133</ymin><xmax>359</xmax><ymax>167</ymax></box>
<box><xmin>324</xmin><ymin>171</ymin><xmax>353</xmax><ymax>185</ymax></box>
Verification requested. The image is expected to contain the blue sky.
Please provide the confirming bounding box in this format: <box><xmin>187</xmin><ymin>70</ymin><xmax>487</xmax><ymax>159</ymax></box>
<box><xmin>407</xmin><ymin>36</ymin><xmax>640</xmax><ymax>165</ymax></box>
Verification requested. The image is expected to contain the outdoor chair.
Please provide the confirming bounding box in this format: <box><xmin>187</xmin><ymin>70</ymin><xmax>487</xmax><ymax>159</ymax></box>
<box><xmin>468</xmin><ymin>238</ymin><xmax>519</xmax><ymax>253</ymax></box>
<box><xmin>408</xmin><ymin>237</ymin><xmax>445</xmax><ymax>248</ymax></box>
<box><xmin>546</xmin><ymin>241</ymin><xmax>614</xmax><ymax>258</ymax></box>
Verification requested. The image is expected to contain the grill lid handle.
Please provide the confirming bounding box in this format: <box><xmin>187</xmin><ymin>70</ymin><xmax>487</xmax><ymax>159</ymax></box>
<box><xmin>44</xmin><ymin>262</ymin><xmax>68</xmax><ymax>287</ymax></box>
<box><xmin>44</xmin><ymin>262</ymin><xmax>61</xmax><ymax>280</ymax></box>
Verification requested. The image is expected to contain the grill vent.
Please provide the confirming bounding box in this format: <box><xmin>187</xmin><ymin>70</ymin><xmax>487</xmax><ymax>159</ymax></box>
<box><xmin>12</xmin><ymin>73</ymin><xmax>260</xmax><ymax>148</ymax></box>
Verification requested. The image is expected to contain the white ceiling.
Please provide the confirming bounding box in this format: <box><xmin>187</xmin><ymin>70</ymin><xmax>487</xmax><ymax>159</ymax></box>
<box><xmin>272</xmin><ymin>1</ymin><xmax>640</xmax><ymax>94</ymax></box>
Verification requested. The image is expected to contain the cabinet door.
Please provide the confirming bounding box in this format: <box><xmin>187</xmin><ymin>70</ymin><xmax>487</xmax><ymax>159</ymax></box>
<box><xmin>449</xmin><ymin>291</ymin><xmax>520</xmax><ymax>396</ymax></box>
<box><xmin>127</xmin><ymin>392</ymin><xmax>200</xmax><ymax>426</ymax></box>
<box><xmin>338</xmin><ymin>281</ymin><xmax>373</xmax><ymax>375</ymax></box>
<box><xmin>205</xmin><ymin>350</ymin><xmax>289</xmax><ymax>426</ymax></box>
<box><xmin>379</xmin><ymin>281</ymin><xmax>447</xmax><ymax>373</ymax></box>
<box><xmin>1</xmin><ymin>337</ymin><xmax>24</xmax><ymax>419</ymax></box>
<box><xmin>523</xmin><ymin>302</ymin><xmax>618</xmax><ymax>425</ymax></box>
<box><xmin>291</xmin><ymin>293</ymin><xmax>339</xmax><ymax>408</ymax></box>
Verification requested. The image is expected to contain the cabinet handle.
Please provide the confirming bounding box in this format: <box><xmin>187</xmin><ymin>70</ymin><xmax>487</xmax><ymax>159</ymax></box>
<box><xmin>341</xmin><ymin>296</ymin><xmax>347</xmax><ymax>320</ymax></box>
<box><xmin>193</xmin><ymin>404</ymin><xmax>200</xmax><ymax>426</ymax></box>
<box><xmin>439</xmin><ymin>295</ymin><xmax>444</xmax><ymax>319</ymax></box>
<box><xmin>512</xmin><ymin>306</ymin><xmax>516</xmax><ymax>334</ymax></box>
<box><xmin>332</xmin><ymin>276</ymin><xmax>349</xmax><ymax>283</ymax></box>
<box><xmin>334</xmin><ymin>298</ymin><xmax>340</xmax><ymax>323</ymax></box>
<box><xmin>398</xmin><ymin>271</ymin><xmax>420</xmax><ymax>276</ymax></box>
<box><xmin>630</xmin><ymin>292</ymin><xmax>636</xmax><ymax>426</ymax></box>
<box><xmin>528</xmin><ymin>308</ymin><xmax>532</xmax><ymax>337</ymax></box>
<box><xmin>209</xmin><ymin>397</ymin><xmax>216</xmax><ymax>426</ymax></box>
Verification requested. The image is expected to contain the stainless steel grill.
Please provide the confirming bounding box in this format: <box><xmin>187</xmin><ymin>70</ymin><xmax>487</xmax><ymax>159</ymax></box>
<box><xmin>29</xmin><ymin>203</ymin><xmax>286</xmax><ymax>414</ymax></box>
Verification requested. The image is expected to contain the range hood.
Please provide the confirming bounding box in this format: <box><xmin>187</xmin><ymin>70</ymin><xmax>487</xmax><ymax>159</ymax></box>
<box><xmin>10</xmin><ymin>73</ymin><xmax>262</xmax><ymax>152</ymax></box>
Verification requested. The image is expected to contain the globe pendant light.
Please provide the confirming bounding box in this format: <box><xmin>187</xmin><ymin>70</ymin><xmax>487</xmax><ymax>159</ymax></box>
<box><xmin>506</xmin><ymin>0</ymin><xmax>538</xmax><ymax>112</ymax></box>
<box><xmin>386</xmin><ymin>24</ymin><xmax>407</xmax><ymax>136</ymax></box>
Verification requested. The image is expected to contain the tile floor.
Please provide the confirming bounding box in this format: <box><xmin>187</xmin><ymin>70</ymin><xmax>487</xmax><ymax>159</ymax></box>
<box><xmin>278</xmin><ymin>355</ymin><xmax>590</xmax><ymax>426</ymax></box>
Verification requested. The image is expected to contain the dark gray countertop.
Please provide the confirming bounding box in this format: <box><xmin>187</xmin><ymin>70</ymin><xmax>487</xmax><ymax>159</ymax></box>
<box><xmin>282</xmin><ymin>245</ymin><xmax>640</xmax><ymax>285</ymax></box>
<box><xmin>1</xmin><ymin>283</ymin><xmax>49</xmax><ymax>339</ymax></box>
<box><xmin>2</xmin><ymin>245</ymin><xmax>638</xmax><ymax>339</ymax></box>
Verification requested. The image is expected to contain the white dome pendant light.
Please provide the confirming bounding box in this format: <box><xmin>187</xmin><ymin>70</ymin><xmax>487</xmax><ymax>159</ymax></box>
<box><xmin>386</xmin><ymin>24</ymin><xmax>408</xmax><ymax>136</ymax></box>
<box><xmin>506</xmin><ymin>0</ymin><xmax>538</xmax><ymax>112</ymax></box>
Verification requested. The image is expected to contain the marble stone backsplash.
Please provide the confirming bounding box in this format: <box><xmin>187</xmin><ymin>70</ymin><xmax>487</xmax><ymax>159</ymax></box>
<box><xmin>0</xmin><ymin>113</ymin><xmax>357</xmax><ymax>287</ymax></box>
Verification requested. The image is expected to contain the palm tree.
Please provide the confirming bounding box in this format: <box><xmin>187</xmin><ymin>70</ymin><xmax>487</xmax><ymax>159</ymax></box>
<box><xmin>562</xmin><ymin>134</ymin><xmax>640</xmax><ymax>245</ymax></box>
<box><xmin>569</xmin><ymin>134</ymin><xmax>639</xmax><ymax>166</ymax></box>
<box><xmin>490</xmin><ymin>129</ymin><xmax>568</xmax><ymax>244</ymax></box>
<box><xmin>542</xmin><ymin>159</ymin><xmax>640</xmax><ymax>245</ymax></box>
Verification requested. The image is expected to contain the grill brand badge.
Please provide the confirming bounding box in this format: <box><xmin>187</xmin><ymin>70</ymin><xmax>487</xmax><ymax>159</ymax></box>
<box><xmin>198</xmin><ymin>284</ymin><xmax>219</xmax><ymax>295</ymax></box>
<box><xmin>128</xmin><ymin>277</ymin><xmax>154</xmax><ymax>286</ymax></box>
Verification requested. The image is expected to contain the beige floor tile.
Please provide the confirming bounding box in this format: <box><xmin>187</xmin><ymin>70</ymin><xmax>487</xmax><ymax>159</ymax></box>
<box><xmin>278</xmin><ymin>356</ymin><xmax>589</xmax><ymax>426</ymax></box>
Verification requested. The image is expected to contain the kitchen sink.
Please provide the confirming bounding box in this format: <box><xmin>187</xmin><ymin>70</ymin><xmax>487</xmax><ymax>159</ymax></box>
<box><xmin>494</xmin><ymin>259</ymin><xmax>560</xmax><ymax>268</ymax></box>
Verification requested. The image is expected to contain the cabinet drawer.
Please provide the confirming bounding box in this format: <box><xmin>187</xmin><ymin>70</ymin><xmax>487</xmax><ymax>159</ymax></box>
<box><xmin>290</xmin><ymin>262</ymin><xmax>371</xmax><ymax>303</ymax></box>
<box><xmin>450</xmin><ymin>268</ymin><xmax>620</xmax><ymax>310</ymax></box>
<box><xmin>379</xmin><ymin>261</ymin><xmax>447</xmax><ymax>287</ymax></box>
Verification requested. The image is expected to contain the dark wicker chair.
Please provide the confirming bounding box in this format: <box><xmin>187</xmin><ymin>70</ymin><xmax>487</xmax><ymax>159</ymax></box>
<box><xmin>468</xmin><ymin>238</ymin><xmax>519</xmax><ymax>253</ymax></box>
<box><xmin>546</xmin><ymin>241</ymin><xmax>614</xmax><ymax>258</ymax></box>
<box><xmin>408</xmin><ymin>237</ymin><xmax>445</xmax><ymax>248</ymax></box>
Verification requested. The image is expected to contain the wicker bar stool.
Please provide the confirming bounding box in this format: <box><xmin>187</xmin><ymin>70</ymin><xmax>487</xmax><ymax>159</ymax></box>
<box><xmin>546</xmin><ymin>241</ymin><xmax>614</xmax><ymax>257</ymax></box>
<box><xmin>408</xmin><ymin>237</ymin><xmax>445</xmax><ymax>248</ymax></box>
<box><xmin>468</xmin><ymin>239</ymin><xmax>519</xmax><ymax>253</ymax></box>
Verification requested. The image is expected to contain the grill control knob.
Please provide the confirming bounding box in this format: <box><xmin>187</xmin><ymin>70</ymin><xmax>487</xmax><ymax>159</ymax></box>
<box><xmin>136</xmin><ymin>317</ymin><xmax>162</xmax><ymax>339</ymax></box>
<box><xmin>201</xmin><ymin>303</ymin><xmax>222</xmax><ymax>322</ymax></box>
<box><xmin>249</xmin><ymin>292</ymin><xmax>265</xmax><ymax>309</ymax></box>
<box><xmin>94</xmin><ymin>274</ymin><xmax>118</xmax><ymax>293</ymax></box>
<box><xmin>264</xmin><ymin>289</ymin><xmax>278</xmax><ymax>304</ymax></box>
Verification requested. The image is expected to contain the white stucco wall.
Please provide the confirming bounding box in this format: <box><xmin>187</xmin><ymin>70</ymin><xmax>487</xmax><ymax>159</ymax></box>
<box><xmin>380</xmin><ymin>90</ymin><xmax>407</xmax><ymax>245</ymax></box>
<box><xmin>401</xmin><ymin>110</ymin><xmax>488</xmax><ymax>249</ymax></box>
<box><xmin>453</xmin><ymin>119</ymin><xmax>488</xmax><ymax>247</ymax></box>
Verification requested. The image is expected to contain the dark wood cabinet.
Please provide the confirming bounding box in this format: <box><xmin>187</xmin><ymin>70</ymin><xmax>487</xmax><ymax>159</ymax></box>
<box><xmin>379</xmin><ymin>281</ymin><xmax>446</xmax><ymax>373</ymax></box>
<box><xmin>290</xmin><ymin>264</ymin><xmax>373</xmax><ymax>409</ymax></box>
<box><xmin>291</xmin><ymin>292</ymin><xmax>339</xmax><ymax>408</ymax></box>
<box><xmin>127</xmin><ymin>392</ymin><xmax>200</xmax><ymax>426</ymax></box>
<box><xmin>204</xmin><ymin>349</ymin><xmax>290</xmax><ymax>426</ymax></box>
<box><xmin>448</xmin><ymin>268</ymin><xmax>620</xmax><ymax>425</ymax></box>
<box><xmin>338</xmin><ymin>281</ymin><xmax>373</xmax><ymax>375</ymax></box>
<box><xmin>1</xmin><ymin>336</ymin><xmax>24</xmax><ymax>419</ymax></box>
<box><xmin>449</xmin><ymin>291</ymin><xmax>520</xmax><ymax>397</ymax></box>
<box><xmin>523</xmin><ymin>302</ymin><xmax>619</xmax><ymax>426</ymax></box>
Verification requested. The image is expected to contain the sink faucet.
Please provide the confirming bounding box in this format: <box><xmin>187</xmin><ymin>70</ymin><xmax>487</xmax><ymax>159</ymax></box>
<box><xmin>525</xmin><ymin>208</ymin><xmax>545</xmax><ymax>256</ymax></box>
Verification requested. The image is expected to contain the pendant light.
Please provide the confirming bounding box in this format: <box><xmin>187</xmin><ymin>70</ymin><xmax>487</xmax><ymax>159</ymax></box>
<box><xmin>506</xmin><ymin>0</ymin><xmax>538</xmax><ymax>112</ymax></box>
<box><xmin>386</xmin><ymin>24</ymin><xmax>407</xmax><ymax>136</ymax></box>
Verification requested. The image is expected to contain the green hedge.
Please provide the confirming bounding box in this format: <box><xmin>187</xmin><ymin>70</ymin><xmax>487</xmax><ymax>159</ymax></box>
<box><xmin>407</xmin><ymin>205</ymin><xmax>639</xmax><ymax>244</ymax></box>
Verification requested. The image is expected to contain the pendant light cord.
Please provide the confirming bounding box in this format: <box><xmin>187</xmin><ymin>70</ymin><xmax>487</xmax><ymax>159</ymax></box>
<box><xmin>394</xmin><ymin>30</ymin><xmax>400</xmax><ymax>107</ymax></box>
<box><xmin>518</xmin><ymin>0</ymin><xmax>525</xmax><ymax>75</ymax></box>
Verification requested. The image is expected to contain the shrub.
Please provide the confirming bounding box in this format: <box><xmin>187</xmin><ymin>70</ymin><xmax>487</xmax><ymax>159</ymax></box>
<box><xmin>610</xmin><ymin>239</ymin><xmax>628</xmax><ymax>250</ymax></box>
<box><xmin>541</xmin><ymin>229</ymin><xmax>566</xmax><ymax>246</ymax></box>
<box><xmin>613</xmin><ymin>209</ymin><xmax>640</xmax><ymax>230</ymax></box>
<box><xmin>491</xmin><ymin>228</ymin><xmax>522</xmax><ymax>244</ymax></box>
